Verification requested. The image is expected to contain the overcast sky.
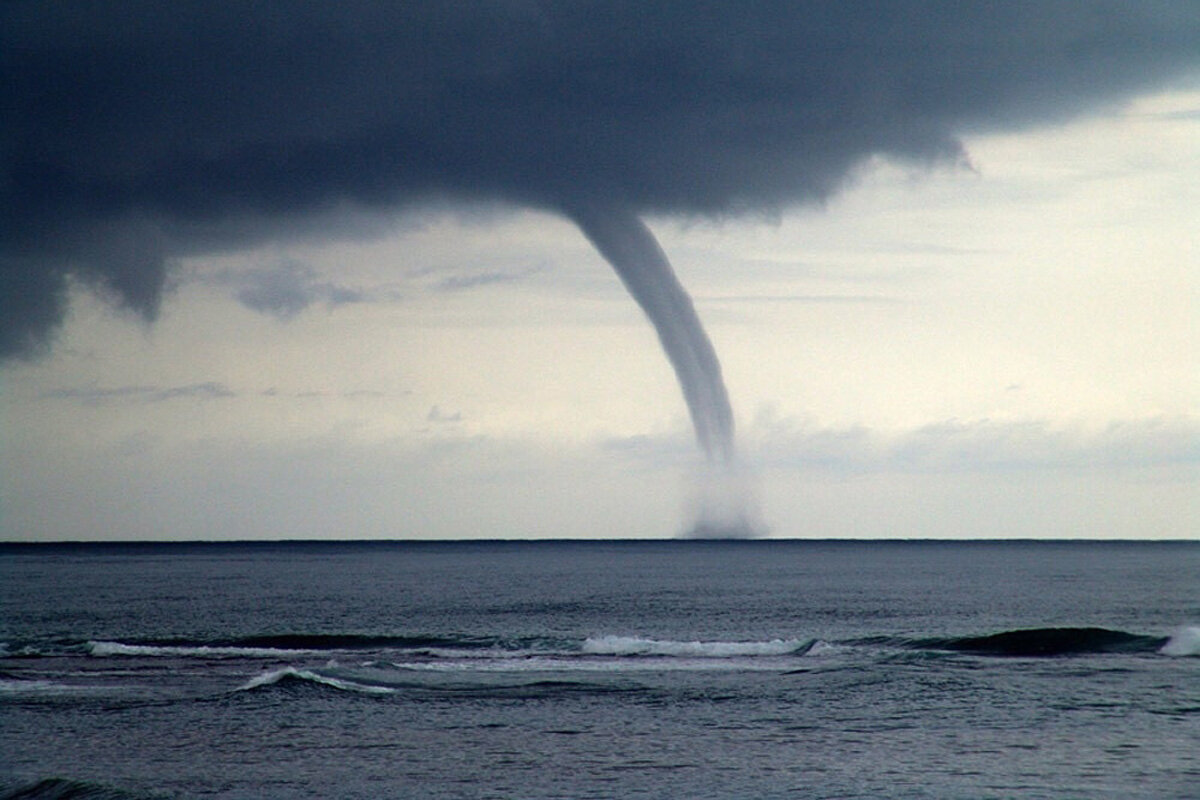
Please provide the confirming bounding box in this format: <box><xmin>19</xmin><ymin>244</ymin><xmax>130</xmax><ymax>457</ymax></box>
<box><xmin>2</xmin><ymin>3</ymin><xmax>1197</xmax><ymax>540</ymax></box>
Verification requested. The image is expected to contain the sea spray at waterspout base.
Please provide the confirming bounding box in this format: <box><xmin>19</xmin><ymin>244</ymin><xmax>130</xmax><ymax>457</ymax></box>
<box><xmin>682</xmin><ymin>461</ymin><xmax>766</xmax><ymax>539</ymax></box>
<box><xmin>566</xmin><ymin>203</ymin><xmax>763</xmax><ymax>537</ymax></box>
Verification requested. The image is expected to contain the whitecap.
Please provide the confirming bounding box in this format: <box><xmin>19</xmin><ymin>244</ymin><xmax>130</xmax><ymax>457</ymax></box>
<box><xmin>581</xmin><ymin>635</ymin><xmax>812</xmax><ymax>658</ymax></box>
<box><xmin>1160</xmin><ymin>625</ymin><xmax>1200</xmax><ymax>657</ymax></box>
<box><xmin>236</xmin><ymin>666</ymin><xmax>396</xmax><ymax>695</ymax></box>
<box><xmin>0</xmin><ymin>678</ymin><xmax>103</xmax><ymax>696</ymax></box>
<box><xmin>87</xmin><ymin>640</ymin><xmax>310</xmax><ymax>659</ymax></box>
<box><xmin>803</xmin><ymin>640</ymin><xmax>844</xmax><ymax>657</ymax></box>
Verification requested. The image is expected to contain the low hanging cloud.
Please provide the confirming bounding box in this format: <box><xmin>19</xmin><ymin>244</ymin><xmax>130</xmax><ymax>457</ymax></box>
<box><xmin>208</xmin><ymin>261</ymin><xmax>367</xmax><ymax>320</ymax></box>
<box><xmin>2</xmin><ymin>2</ymin><xmax>1197</xmax><ymax>359</ymax></box>
<box><xmin>427</xmin><ymin>406</ymin><xmax>465</xmax><ymax>424</ymax></box>
<box><xmin>752</xmin><ymin>416</ymin><xmax>1200</xmax><ymax>475</ymax></box>
<box><xmin>42</xmin><ymin>382</ymin><xmax>236</xmax><ymax>406</ymax></box>
<box><xmin>602</xmin><ymin>415</ymin><xmax>1200</xmax><ymax>475</ymax></box>
<box><xmin>433</xmin><ymin>267</ymin><xmax>541</xmax><ymax>294</ymax></box>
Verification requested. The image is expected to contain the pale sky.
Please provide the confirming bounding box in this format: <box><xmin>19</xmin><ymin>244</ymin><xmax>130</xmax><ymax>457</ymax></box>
<box><xmin>2</xmin><ymin>5</ymin><xmax>1197</xmax><ymax>540</ymax></box>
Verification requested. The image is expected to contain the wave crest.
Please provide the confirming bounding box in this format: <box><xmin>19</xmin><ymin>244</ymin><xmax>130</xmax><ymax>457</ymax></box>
<box><xmin>1160</xmin><ymin>626</ymin><xmax>1200</xmax><ymax>657</ymax></box>
<box><xmin>582</xmin><ymin>636</ymin><xmax>813</xmax><ymax>658</ymax></box>
<box><xmin>84</xmin><ymin>635</ymin><xmax>497</xmax><ymax>660</ymax></box>
<box><xmin>236</xmin><ymin>667</ymin><xmax>397</xmax><ymax>695</ymax></box>
<box><xmin>927</xmin><ymin>627</ymin><xmax>1167</xmax><ymax>657</ymax></box>
<box><xmin>0</xmin><ymin>778</ymin><xmax>151</xmax><ymax>800</ymax></box>
<box><xmin>87</xmin><ymin>641</ymin><xmax>308</xmax><ymax>659</ymax></box>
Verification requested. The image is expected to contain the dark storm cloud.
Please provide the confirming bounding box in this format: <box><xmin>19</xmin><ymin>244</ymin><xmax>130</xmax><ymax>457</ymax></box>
<box><xmin>3</xmin><ymin>1</ymin><xmax>1197</xmax><ymax>359</ymax></box>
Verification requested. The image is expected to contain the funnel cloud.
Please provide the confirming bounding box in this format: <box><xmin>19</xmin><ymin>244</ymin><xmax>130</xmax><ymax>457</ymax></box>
<box><xmin>567</xmin><ymin>202</ymin><xmax>758</xmax><ymax>535</ymax></box>
<box><xmin>567</xmin><ymin>203</ymin><xmax>734</xmax><ymax>465</ymax></box>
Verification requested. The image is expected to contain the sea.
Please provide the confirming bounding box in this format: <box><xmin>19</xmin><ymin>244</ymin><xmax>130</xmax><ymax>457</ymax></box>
<box><xmin>1</xmin><ymin>540</ymin><xmax>1196</xmax><ymax>800</ymax></box>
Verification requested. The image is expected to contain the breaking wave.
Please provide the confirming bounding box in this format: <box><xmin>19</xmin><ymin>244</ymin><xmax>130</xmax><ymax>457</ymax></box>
<box><xmin>1160</xmin><ymin>625</ymin><xmax>1200</xmax><ymax>657</ymax></box>
<box><xmin>84</xmin><ymin>635</ymin><xmax>499</xmax><ymax>660</ymax></box>
<box><xmin>10</xmin><ymin>628</ymin><xmax>1191</xmax><ymax>676</ymax></box>
<box><xmin>582</xmin><ymin>636</ymin><xmax>815</xmax><ymax>658</ymax></box>
<box><xmin>87</xmin><ymin>641</ymin><xmax>310</xmax><ymax>659</ymax></box>
<box><xmin>236</xmin><ymin>667</ymin><xmax>398</xmax><ymax>695</ymax></box>
<box><xmin>215</xmin><ymin>634</ymin><xmax>491</xmax><ymax>650</ymax></box>
<box><xmin>233</xmin><ymin>665</ymin><xmax>644</xmax><ymax>700</ymax></box>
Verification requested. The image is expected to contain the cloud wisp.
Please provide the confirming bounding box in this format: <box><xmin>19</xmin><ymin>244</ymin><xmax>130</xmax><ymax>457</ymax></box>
<box><xmin>42</xmin><ymin>382</ymin><xmax>235</xmax><ymax>406</ymax></box>
<box><xmin>209</xmin><ymin>262</ymin><xmax>368</xmax><ymax>320</ymax></box>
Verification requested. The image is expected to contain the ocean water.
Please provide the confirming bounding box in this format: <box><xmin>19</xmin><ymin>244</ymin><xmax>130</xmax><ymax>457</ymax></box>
<box><xmin>1</xmin><ymin>540</ymin><xmax>1197</xmax><ymax>800</ymax></box>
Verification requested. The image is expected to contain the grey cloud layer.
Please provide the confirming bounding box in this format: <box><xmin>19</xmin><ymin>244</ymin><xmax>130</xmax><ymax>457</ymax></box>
<box><xmin>605</xmin><ymin>416</ymin><xmax>1200</xmax><ymax>474</ymax></box>
<box><xmin>3</xmin><ymin>1</ymin><xmax>1197</xmax><ymax>358</ymax></box>
<box><xmin>42</xmin><ymin>382</ymin><xmax>235</xmax><ymax>405</ymax></box>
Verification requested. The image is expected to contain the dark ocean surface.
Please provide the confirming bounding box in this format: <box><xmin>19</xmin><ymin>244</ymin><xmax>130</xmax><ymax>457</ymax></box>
<box><xmin>1</xmin><ymin>540</ymin><xmax>1197</xmax><ymax>799</ymax></box>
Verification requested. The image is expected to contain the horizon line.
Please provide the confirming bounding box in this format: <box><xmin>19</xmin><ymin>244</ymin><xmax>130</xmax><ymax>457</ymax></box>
<box><xmin>1</xmin><ymin>537</ymin><xmax>1195</xmax><ymax>548</ymax></box>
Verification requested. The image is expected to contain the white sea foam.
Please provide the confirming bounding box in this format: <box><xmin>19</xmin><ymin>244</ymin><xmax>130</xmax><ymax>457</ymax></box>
<box><xmin>582</xmin><ymin>635</ymin><xmax>812</xmax><ymax>658</ymax></box>
<box><xmin>804</xmin><ymin>640</ymin><xmax>843</xmax><ymax>657</ymax></box>
<box><xmin>0</xmin><ymin>678</ymin><xmax>101</xmax><ymax>695</ymax></box>
<box><xmin>237</xmin><ymin>667</ymin><xmax>396</xmax><ymax>694</ymax></box>
<box><xmin>418</xmin><ymin>647</ymin><xmax>539</xmax><ymax>660</ymax></box>
<box><xmin>0</xmin><ymin>678</ymin><xmax>61</xmax><ymax>694</ymax></box>
<box><xmin>88</xmin><ymin>640</ymin><xmax>310</xmax><ymax>659</ymax></box>
<box><xmin>390</xmin><ymin>655</ymin><xmax>800</xmax><ymax>674</ymax></box>
<box><xmin>391</xmin><ymin>658</ymin><xmax>567</xmax><ymax>673</ymax></box>
<box><xmin>1160</xmin><ymin>625</ymin><xmax>1200</xmax><ymax>657</ymax></box>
